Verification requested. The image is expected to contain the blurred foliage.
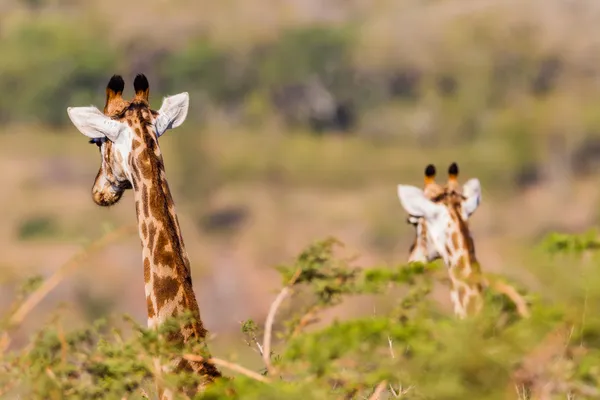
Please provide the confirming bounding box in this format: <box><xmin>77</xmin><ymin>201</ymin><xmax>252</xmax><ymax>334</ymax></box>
<box><xmin>541</xmin><ymin>229</ymin><xmax>600</xmax><ymax>254</ymax></box>
<box><xmin>17</xmin><ymin>215</ymin><xmax>60</xmax><ymax>240</ymax></box>
<box><xmin>256</xmin><ymin>27</ymin><xmax>352</xmax><ymax>89</ymax></box>
<box><xmin>3</xmin><ymin>1</ymin><xmax>600</xmax><ymax>194</ymax></box>
<box><xmin>161</xmin><ymin>39</ymin><xmax>251</xmax><ymax>106</ymax></box>
<box><xmin>2</xmin><ymin>233</ymin><xmax>600</xmax><ymax>399</ymax></box>
<box><xmin>0</xmin><ymin>17</ymin><xmax>118</xmax><ymax>125</ymax></box>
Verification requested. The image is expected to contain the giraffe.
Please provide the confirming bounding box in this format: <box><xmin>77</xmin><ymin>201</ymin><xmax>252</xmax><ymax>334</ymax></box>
<box><xmin>66</xmin><ymin>74</ymin><xmax>221</xmax><ymax>398</ymax></box>
<box><xmin>397</xmin><ymin>162</ymin><xmax>484</xmax><ymax>318</ymax></box>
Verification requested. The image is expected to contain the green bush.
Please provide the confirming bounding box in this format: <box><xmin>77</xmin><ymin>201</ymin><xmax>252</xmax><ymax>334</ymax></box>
<box><xmin>161</xmin><ymin>39</ymin><xmax>255</xmax><ymax>107</ymax></box>
<box><xmin>2</xmin><ymin>234</ymin><xmax>599</xmax><ymax>399</ymax></box>
<box><xmin>257</xmin><ymin>26</ymin><xmax>354</xmax><ymax>90</ymax></box>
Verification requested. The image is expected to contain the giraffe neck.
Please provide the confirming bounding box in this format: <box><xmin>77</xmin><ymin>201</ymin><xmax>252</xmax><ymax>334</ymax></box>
<box><xmin>130</xmin><ymin>131</ymin><xmax>203</xmax><ymax>335</ymax></box>
<box><xmin>127</xmin><ymin>120</ymin><xmax>220</xmax><ymax>383</ymax></box>
<box><xmin>444</xmin><ymin>214</ymin><xmax>483</xmax><ymax>318</ymax></box>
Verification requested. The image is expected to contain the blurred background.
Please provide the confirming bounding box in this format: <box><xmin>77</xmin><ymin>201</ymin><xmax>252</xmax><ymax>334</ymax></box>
<box><xmin>1</xmin><ymin>0</ymin><xmax>600</xmax><ymax>360</ymax></box>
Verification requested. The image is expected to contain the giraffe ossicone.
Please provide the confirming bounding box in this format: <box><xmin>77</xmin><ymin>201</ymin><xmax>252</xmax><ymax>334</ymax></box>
<box><xmin>397</xmin><ymin>163</ymin><xmax>484</xmax><ymax>318</ymax></box>
<box><xmin>67</xmin><ymin>74</ymin><xmax>220</xmax><ymax>399</ymax></box>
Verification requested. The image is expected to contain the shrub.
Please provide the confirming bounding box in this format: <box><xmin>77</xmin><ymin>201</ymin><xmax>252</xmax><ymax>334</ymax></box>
<box><xmin>1</xmin><ymin>233</ymin><xmax>598</xmax><ymax>399</ymax></box>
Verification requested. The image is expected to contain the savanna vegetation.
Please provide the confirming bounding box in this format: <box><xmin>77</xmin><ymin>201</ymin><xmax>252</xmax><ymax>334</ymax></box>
<box><xmin>1</xmin><ymin>0</ymin><xmax>600</xmax><ymax>398</ymax></box>
<box><xmin>1</xmin><ymin>234</ymin><xmax>600</xmax><ymax>399</ymax></box>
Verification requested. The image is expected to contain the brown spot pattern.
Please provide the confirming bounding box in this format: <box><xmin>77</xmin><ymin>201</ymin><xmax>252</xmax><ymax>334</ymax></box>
<box><xmin>153</xmin><ymin>274</ymin><xmax>180</xmax><ymax>306</ymax></box>
<box><xmin>153</xmin><ymin>230</ymin><xmax>178</xmax><ymax>268</ymax></box>
<box><xmin>146</xmin><ymin>295</ymin><xmax>155</xmax><ymax>318</ymax></box>
<box><xmin>142</xmin><ymin>185</ymin><xmax>149</xmax><ymax>217</ymax></box>
<box><xmin>144</xmin><ymin>257</ymin><xmax>151</xmax><ymax>282</ymax></box>
<box><xmin>139</xmin><ymin>157</ymin><xmax>153</xmax><ymax>180</ymax></box>
<box><xmin>148</xmin><ymin>223</ymin><xmax>157</xmax><ymax>252</ymax></box>
<box><xmin>132</xmin><ymin>161</ymin><xmax>141</xmax><ymax>181</ymax></box>
<box><xmin>451</xmin><ymin>230</ymin><xmax>460</xmax><ymax>250</ymax></box>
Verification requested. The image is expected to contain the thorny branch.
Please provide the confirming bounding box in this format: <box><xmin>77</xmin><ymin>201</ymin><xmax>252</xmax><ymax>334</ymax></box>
<box><xmin>262</xmin><ymin>268</ymin><xmax>301</xmax><ymax>374</ymax></box>
<box><xmin>183</xmin><ymin>354</ymin><xmax>271</xmax><ymax>384</ymax></box>
<box><xmin>291</xmin><ymin>304</ymin><xmax>321</xmax><ymax>338</ymax></box>
<box><xmin>367</xmin><ymin>380</ymin><xmax>387</xmax><ymax>400</ymax></box>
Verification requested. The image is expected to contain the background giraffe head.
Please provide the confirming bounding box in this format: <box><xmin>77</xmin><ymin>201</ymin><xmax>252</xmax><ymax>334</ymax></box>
<box><xmin>65</xmin><ymin>74</ymin><xmax>189</xmax><ymax>206</ymax></box>
<box><xmin>398</xmin><ymin>162</ymin><xmax>482</xmax><ymax>266</ymax></box>
<box><xmin>406</xmin><ymin>164</ymin><xmax>444</xmax><ymax>262</ymax></box>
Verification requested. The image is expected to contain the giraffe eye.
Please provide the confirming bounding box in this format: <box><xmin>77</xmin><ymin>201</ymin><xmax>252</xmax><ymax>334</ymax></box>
<box><xmin>88</xmin><ymin>138</ymin><xmax>105</xmax><ymax>148</ymax></box>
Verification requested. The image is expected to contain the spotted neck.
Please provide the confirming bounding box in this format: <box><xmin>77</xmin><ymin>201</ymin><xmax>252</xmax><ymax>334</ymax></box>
<box><xmin>443</xmin><ymin>208</ymin><xmax>483</xmax><ymax>318</ymax></box>
<box><xmin>127</xmin><ymin>109</ymin><xmax>220</xmax><ymax>381</ymax></box>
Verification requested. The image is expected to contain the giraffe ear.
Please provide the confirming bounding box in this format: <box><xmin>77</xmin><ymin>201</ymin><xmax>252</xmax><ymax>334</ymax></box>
<box><xmin>462</xmin><ymin>178</ymin><xmax>482</xmax><ymax>217</ymax></box>
<box><xmin>155</xmin><ymin>92</ymin><xmax>190</xmax><ymax>137</ymax></box>
<box><xmin>397</xmin><ymin>185</ymin><xmax>442</xmax><ymax>220</ymax></box>
<box><xmin>67</xmin><ymin>106</ymin><xmax>127</xmax><ymax>142</ymax></box>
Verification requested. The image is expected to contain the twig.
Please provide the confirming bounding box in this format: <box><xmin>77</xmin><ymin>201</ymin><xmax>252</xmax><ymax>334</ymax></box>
<box><xmin>262</xmin><ymin>268</ymin><xmax>301</xmax><ymax>373</ymax></box>
<box><xmin>57</xmin><ymin>321</ymin><xmax>68</xmax><ymax>364</ymax></box>
<box><xmin>291</xmin><ymin>305</ymin><xmax>321</xmax><ymax>338</ymax></box>
<box><xmin>386</xmin><ymin>334</ymin><xmax>400</xmax><ymax>397</ymax></box>
<box><xmin>152</xmin><ymin>356</ymin><xmax>167</xmax><ymax>397</ymax></box>
<box><xmin>387</xmin><ymin>336</ymin><xmax>395</xmax><ymax>359</ymax></box>
<box><xmin>239</xmin><ymin>319</ymin><xmax>265</xmax><ymax>356</ymax></box>
<box><xmin>368</xmin><ymin>380</ymin><xmax>387</xmax><ymax>400</ymax></box>
<box><xmin>581</xmin><ymin>285</ymin><xmax>588</xmax><ymax>347</ymax></box>
<box><xmin>254</xmin><ymin>339</ymin><xmax>264</xmax><ymax>356</ymax></box>
<box><xmin>514</xmin><ymin>384</ymin><xmax>527</xmax><ymax>400</ymax></box>
<box><xmin>183</xmin><ymin>354</ymin><xmax>270</xmax><ymax>384</ymax></box>
<box><xmin>0</xmin><ymin>225</ymin><xmax>136</xmax><ymax>353</ymax></box>
<box><xmin>262</xmin><ymin>287</ymin><xmax>290</xmax><ymax>373</ymax></box>
<box><xmin>389</xmin><ymin>383</ymin><xmax>414</xmax><ymax>398</ymax></box>
<box><xmin>45</xmin><ymin>367</ymin><xmax>58</xmax><ymax>382</ymax></box>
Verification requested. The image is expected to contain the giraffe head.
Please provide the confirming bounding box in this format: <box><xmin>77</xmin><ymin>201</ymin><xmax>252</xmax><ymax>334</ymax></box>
<box><xmin>398</xmin><ymin>162</ymin><xmax>482</xmax><ymax>266</ymax></box>
<box><xmin>406</xmin><ymin>164</ymin><xmax>444</xmax><ymax>262</ymax></box>
<box><xmin>66</xmin><ymin>74</ymin><xmax>189</xmax><ymax>206</ymax></box>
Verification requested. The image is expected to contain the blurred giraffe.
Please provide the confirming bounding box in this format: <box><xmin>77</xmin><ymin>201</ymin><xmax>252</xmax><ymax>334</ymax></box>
<box><xmin>398</xmin><ymin>163</ymin><xmax>484</xmax><ymax>317</ymax></box>
<box><xmin>399</xmin><ymin>163</ymin><xmax>529</xmax><ymax>319</ymax></box>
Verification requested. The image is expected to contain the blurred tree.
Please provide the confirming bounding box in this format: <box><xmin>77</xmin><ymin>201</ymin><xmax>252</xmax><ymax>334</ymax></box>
<box><xmin>0</xmin><ymin>19</ymin><xmax>118</xmax><ymax>126</ymax></box>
